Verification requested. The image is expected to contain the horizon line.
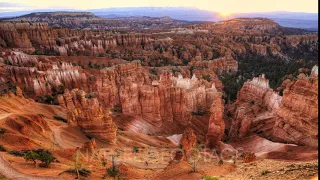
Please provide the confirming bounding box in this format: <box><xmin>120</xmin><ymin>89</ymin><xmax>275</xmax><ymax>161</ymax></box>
<box><xmin>0</xmin><ymin>6</ymin><xmax>318</xmax><ymax>14</ymax></box>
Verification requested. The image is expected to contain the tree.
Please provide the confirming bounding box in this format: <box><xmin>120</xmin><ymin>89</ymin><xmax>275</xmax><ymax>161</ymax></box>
<box><xmin>189</xmin><ymin>66</ymin><xmax>195</xmax><ymax>75</ymax></box>
<box><xmin>106</xmin><ymin>149</ymin><xmax>121</xmax><ymax>178</ymax></box>
<box><xmin>44</xmin><ymin>95</ymin><xmax>54</xmax><ymax>104</ymax></box>
<box><xmin>133</xmin><ymin>146</ymin><xmax>139</xmax><ymax>153</ymax></box>
<box><xmin>38</xmin><ymin>150</ymin><xmax>55</xmax><ymax>167</ymax></box>
<box><xmin>24</xmin><ymin>151</ymin><xmax>39</xmax><ymax>167</ymax></box>
<box><xmin>187</xmin><ymin>148</ymin><xmax>200</xmax><ymax>172</ymax></box>
<box><xmin>88</xmin><ymin>61</ymin><xmax>93</xmax><ymax>68</ymax></box>
<box><xmin>102</xmin><ymin>160</ymin><xmax>107</xmax><ymax>167</ymax></box>
<box><xmin>204</xmin><ymin>75</ymin><xmax>211</xmax><ymax>82</ymax></box>
<box><xmin>107</xmin><ymin>166</ymin><xmax>119</xmax><ymax>177</ymax></box>
<box><xmin>0</xmin><ymin>145</ymin><xmax>6</xmax><ymax>152</ymax></box>
<box><xmin>0</xmin><ymin>128</ymin><xmax>7</xmax><ymax>134</ymax></box>
<box><xmin>73</xmin><ymin>148</ymin><xmax>83</xmax><ymax>179</ymax></box>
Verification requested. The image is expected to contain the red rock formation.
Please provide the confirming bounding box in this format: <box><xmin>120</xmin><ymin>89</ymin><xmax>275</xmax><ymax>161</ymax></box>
<box><xmin>242</xmin><ymin>152</ymin><xmax>256</xmax><ymax>163</ymax></box>
<box><xmin>188</xmin><ymin>55</ymin><xmax>238</xmax><ymax>74</ymax></box>
<box><xmin>1</xmin><ymin>51</ymin><xmax>89</xmax><ymax>96</ymax></box>
<box><xmin>0</xmin><ymin>22</ymin><xmax>151</xmax><ymax>56</ymax></box>
<box><xmin>180</xmin><ymin>127</ymin><xmax>197</xmax><ymax>160</ymax></box>
<box><xmin>272</xmin><ymin>66</ymin><xmax>318</xmax><ymax>148</ymax></box>
<box><xmin>97</xmin><ymin>61</ymin><xmax>221</xmax><ymax>126</ymax></box>
<box><xmin>81</xmin><ymin>138</ymin><xmax>98</xmax><ymax>153</ymax></box>
<box><xmin>206</xmin><ymin>88</ymin><xmax>225</xmax><ymax>148</ymax></box>
<box><xmin>0</xmin><ymin>23</ymin><xmax>35</xmax><ymax>53</ymax></box>
<box><xmin>210</xmin><ymin>18</ymin><xmax>281</xmax><ymax>33</ymax></box>
<box><xmin>228</xmin><ymin>74</ymin><xmax>282</xmax><ymax>139</ymax></box>
<box><xmin>58</xmin><ymin>89</ymin><xmax>117</xmax><ymax>144</ymax></box>
<box><xmin>228</xmin><ymin>69</ymin><xmax>318</xmax><ymax>148</ymax></box>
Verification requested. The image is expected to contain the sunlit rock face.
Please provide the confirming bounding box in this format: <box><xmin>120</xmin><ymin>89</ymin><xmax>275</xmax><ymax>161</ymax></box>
<box><xmin>206</xmin><ymin>87</ymin><xmax>225</xmax><ymax>148</ymax></box>
<box><xmin>98</xmin><ymin>61</ymin><xmax>221</xmax><ymax>127</ymax></box>
<box><xmin>180</xmin><ymin>127</ymin><xmax>197</xmax><ymax>160</ymax></box>
<box><xmin>0</xmin><ymin>22</ymin><xmax>151</xmax><ymax>56</ymax></box>
<box><xmin>58</xmin><ymin>89</ymin><xmax>117</xmax><ymax>144</ymax></box>
<box><xmin>0</xmin><ymin>52</ymin><xmax>221</xmax><ymax>128</ymax></box>
<box><xmin>228</xmin><ymin>74</ymin><xmax>282</xmax><ymax>139</ymax></box>
<box><xmin>272</xmin><ymin>66</ymin><xmax>318</xmax><ymax>148</ymax></box>
<box><xmin>227</xmin><ymin>68</ymin><xmax>318</xmax><ymax>148</ymax></box>
<box><xmin>0</xmin><ymin>51</ymin><xmax>89</xmax><ymax>97</ymax></box>
<box><xmin>188</xmin><ymin>55</ymin><xmax>238</xmax><ymax>74</ymax></box>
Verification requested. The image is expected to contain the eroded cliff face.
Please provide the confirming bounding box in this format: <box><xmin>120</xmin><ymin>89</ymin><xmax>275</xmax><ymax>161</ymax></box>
<box><xmin>0</xmin><ymin>22</ymin><xmax>151</xmax><ymax>56</ymax></box>
<box><xmin>57</xmin><ymin>89</ymin><xmax>117</xmax><ymax>144</ymax></box>
<box><xmin>1</xmin><ymin>20</ymin><xmax>317</xmax><ymax>66</ymax></box>
<box><xmin>272</xmin><ymin>66</ymin><xmax>318</xmax><ymax>148</ymax></box>
<box><xmin>206</xmin><ymin>89</ymin><xmax>225</xmax><ymax>148</ymax></box>
<box><xmin>188</xmin><ymin>55</ymin><xmax>238</xmax><ymax>74</ymax></box>
<box><xmin>0</xmin><ymin>50</ymin><xmax>225</xmax><ymax>130</ymax></box>
<box><xmin>98</xmin><ymin>61</ymin><xmax>221</xmax><ymax>127</ymax></box>
<box><xmin>228</xmin><ymin>74</ymin><xmax>282</xmax><ymax>139</ymax></box>
<box><xmin>227</xmin><ymin>67</ymin><xmax>318</xmax><ymax>148</ymax></box>
<box><xmin>0</xmin><ymin>51</ymin><xmax>89</xmax><ymax>97</ymax></box>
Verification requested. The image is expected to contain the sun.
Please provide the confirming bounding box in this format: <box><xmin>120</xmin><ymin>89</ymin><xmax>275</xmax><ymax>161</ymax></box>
<box><xmin>219</xmin><ymin>12</ymin><xmax>231</xmax><ymax>17</ymax></box>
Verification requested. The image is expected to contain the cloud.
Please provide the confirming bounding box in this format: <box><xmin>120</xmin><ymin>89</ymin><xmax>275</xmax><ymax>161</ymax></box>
<box><xmin>0</xmin><ymin>2</ymin><xmax>17</xmax><ymax>7</ymax></box>
<box><xmin>0</xmin><ymin>2</ymin><xmax>32</xmax><ymax>12</ymax></box>
<box><xmin>0</xmin><ymin>0</ymin><xmax>318</xmax><ymax>13</ymax></box>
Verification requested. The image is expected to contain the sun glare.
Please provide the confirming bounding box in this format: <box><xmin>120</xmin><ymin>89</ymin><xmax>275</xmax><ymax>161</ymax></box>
<box><xmin>219</xmin><ymin>12</ymin><xmax>231</xmax><ymax>17</ymax></box>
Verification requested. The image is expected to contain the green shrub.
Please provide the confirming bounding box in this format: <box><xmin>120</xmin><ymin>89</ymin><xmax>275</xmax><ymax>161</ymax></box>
<box><xmin>204</xmin><ymin>75</ymin><xmax>211</xmax><ymax>82</ymax></box>
<box><xmin>0</xmin><ymin>145</ymin><xmax>6</xmax><ymax>152</ymax></box>
<box><xmin>20</xmin><ymin>149</ymin><xmax>56</xmax><ymax>168</ymax></box>
<box><xmin>0</xmin><ymin>128</ymin><xmax>7</xmax><ymax>134</ymax></box>
<box><xmin>8</xmin><ymin>150</ymin><xmax>24</xmax><ymax>157</ymax></box>
<box><xmin>112</xmin><ymin>104</ymin><xmax>122</xmax><ymax>113</ymax></box>
<box><xmin>204</xmin><ymin>175</ymin><xmax>220</xmax><ymax>180</ymax></box>
<box><xmin>44</xmin><ymin>95</ymin><xmax>54</xmax><ymax>104</ymax></box>
<box><xmin>37</xmin><ymin>150</ymin><xmax>55</xmax><ymax>167</ymax></box>
<box><xmin>191</xmin><ymin>110</ymin><xmax>206</xmax><ymax>116</ymax></box>
<box><xmin>133</xmin><ymin>146</ymin><xmax>139</xmax><ymax>153</ymax></box>
<box><xmin>261</xmin><ymin>169</ymin><xmax>271</xmax><ymax>175</ymax></box>
<box><xmin>150</xmin><ymin>68</ymin><xmax>158</xmax><ymax>75</ymax></box>
<box><xmin>191</xmin><ymin>106</ymin><xmax>206</xmax><ymax>116</ymax></box>
<box><xmin>24</xmin><ymin>151</ymin><xmax>39</xmax><ymax>164</ymax></box>
<box><xmin>53</xmin><ymin>116</ymin><xmax>67</xmax><ymax>123</ymax></box>
<box><xmin>102</xmin><ymin>160</ymin><xmax>107</xmax><ymax>167</ymax></box>
<box><xmin>107</xmin><ymin>166</ymin><xmax>119</xmax><ymax>177</ymax></box>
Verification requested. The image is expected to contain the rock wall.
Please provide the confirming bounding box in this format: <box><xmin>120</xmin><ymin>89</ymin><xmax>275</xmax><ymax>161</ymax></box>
<box><xmin>0</xmin><ymin>22</ymin><xmax>151</xmax><ymax>55</ymax></box>
<box><xmin>228</xmin><ymin>69</ymin><xmax>318</xmax><ymax>148</ymax></box>
<box><xmin>272</xmin><ymin>66</ymin><xmax>318</xmax><ymax>148</ymax></box>
<box><xmin>228</xmin><ymin>74</ymin><xmax>282</xmax><ymax>139</ymax></box>
<box><xmin>0</xmin><ymin>51</ymin><xmax>89</xmax><ymax>96</ymax></box>
<box><xmin>188</xmin><ymin>55</ymin><xmax>238</xmax><ymax>74</ymax></box>
<box><xmin>57</xmin><ymin>89</ymin><xmax>117</xmax><ymax>144</ymax></box>
<box><xmin>0</xmin><ymin>52</ymin><xmax>224</xmax><ymax>128</ymax></box>
<box><xmin>97</xmin><ymin>61</ymin><xmax>221</xmax><ymax>127</ymax></box>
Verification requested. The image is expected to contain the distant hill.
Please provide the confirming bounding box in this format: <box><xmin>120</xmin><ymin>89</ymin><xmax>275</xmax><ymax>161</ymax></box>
<box><xmin>0</xmin><ymin>7</ymin><xmax>317</xmax><ymax>31</ymax></box>
<box><xmin>2</xmin><ymin>11</ymin><xmax>191</xmax><ymax>30</ymax></box>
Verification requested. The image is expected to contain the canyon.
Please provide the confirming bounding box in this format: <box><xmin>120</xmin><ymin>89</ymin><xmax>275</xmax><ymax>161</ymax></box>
<box><xmin>0</xmin><ymin>14</ymin><xmax>318</xmax><ymax>180</ymax></box>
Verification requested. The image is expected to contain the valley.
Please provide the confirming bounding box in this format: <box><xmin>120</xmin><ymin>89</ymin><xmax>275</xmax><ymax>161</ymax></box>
<box><xmin>0</xmin><ymin>11</ymin><xmax>318</xmax><ymax>180</ymax></box>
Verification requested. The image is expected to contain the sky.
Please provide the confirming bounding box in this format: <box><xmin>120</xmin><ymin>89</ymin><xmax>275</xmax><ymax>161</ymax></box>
<box><xmin>0</xmin><ymin>0</ymin><xmax>318</xmax><ymax>13</ymax></box>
